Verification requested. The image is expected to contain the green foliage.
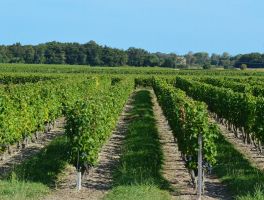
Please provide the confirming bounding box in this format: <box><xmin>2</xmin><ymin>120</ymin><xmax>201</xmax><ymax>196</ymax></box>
<box><xmin>152</xmin><ymin>78</ymin><xmax>218</xmax><ymax>170</ymax></box>
<box><xmin>240</xmin><ymin>64</ymin><xmax>248</xmax><ymax>70</ymax></box>
<box><xmin>0</xmin><ymin>76</ymin><xmax>103</xmax><ymax>151</ymax></box>
<box><xmin>175</xmin><ymin>77</ymin><xmax>264</xmax><ymax>143</ymax></box>
<box><xmin>0</xmin><ymin>41</ymin><xmax>186</xmax><ymax>68</ymax></box>
<box><xmin>2</xmin><ymin>63</ymin><xmax>264</xmax><ymax>76</ymax></box>
<box><xmin>254</xmin><ymin>97</ymin><xmax>264</xmax><ymax>142</ymax></box>
<box><xmin>237</xmin><ymin>186</ymin><xmax>264</xmax><ymax>200</ymax></box>
<box><xmin>0</xmin><ymin>66</ymin><xmax>263</xmax><ymax>200</ymax></box>
<box><xmin>65</xmin><ymin>78</ymin><xmax>134</xmax><ymax>169</ymax></box>
<box><xmin>195</xmin><ymin>76</ymin><xmax>264</xmax><ymax>97</ymax></box>
<box><xmin>235</xmin><ymin>53</ymin><xmax>264</xmax><ymax>68</ymax></box>
<box><xmin>202</xmin><ymin>64</ymin><xmax>212</xmax><ymax>69</ymax></box>
<box><xmin>1</xmin><ymin>41</ymin><xmax>264</xmax><ymax>68</ymax></box>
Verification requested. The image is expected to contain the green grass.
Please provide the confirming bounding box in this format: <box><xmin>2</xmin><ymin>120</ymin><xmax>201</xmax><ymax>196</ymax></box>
<box><xmin>0</xmin><ymin>179</ymin><xmax>49</xmax><ymax>200</ymax></box>
<box><xmin>104</xmin><ymin>90</ymin><xmax>171</xmax><ymax>200</ymax></box>
<box><xmin>214</xmin><ymin>132</ymin><xmax>264</xmax><ymax>199</ymax></box>
<box><xmin>11</xmin><ymin>136</ymin><xmax>69</xmax><ymax>185</ymax></box>
<box><xmin>104</xmin><ymin>185</ymin><xmax>171</xmax><ymax>200</ymax></box>
<box><xmin>0</xmin><ymin>135</ymin><xmax>69</xmax><ymax>200</ymax></box>
<box><xmin>237</xmin><ymin>186</ymin><xmax>264</xmax><ymax>200</ymax></box>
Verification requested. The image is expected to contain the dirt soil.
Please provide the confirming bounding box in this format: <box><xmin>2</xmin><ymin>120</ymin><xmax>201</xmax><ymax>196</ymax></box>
<box><xmin>150</xmin><ymin>89</ymin><xmax>231</xmax><ymax>200</ymax></box>
<box><xmin>0</xmin><ymin>118</ymin><xmax>65</xmax><ymax>178</ymax></box>
<box><xmin>44</xmin><ymin>94</ymin><xmax>134</xmax><ymax>200</ymax></box>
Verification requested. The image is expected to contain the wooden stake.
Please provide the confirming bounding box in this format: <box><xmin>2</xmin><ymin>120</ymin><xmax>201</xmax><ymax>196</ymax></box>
<box><xmin>197</xmin><ymin>133</ymin><xmax>202</xmax><ymax>200</ymax></box>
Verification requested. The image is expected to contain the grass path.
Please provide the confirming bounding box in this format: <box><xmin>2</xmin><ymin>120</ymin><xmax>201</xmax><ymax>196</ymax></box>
<box><xmin>104</xmin><ymin>89</ymin><xmax>171</xmax><ymax>200</ymax></box>
<box><xmin>212</xmin><ymin>126</ymin><xmax>264</xmax><ymax>199</ymax></box>
<box><xmin>211</xmin><ymin>116</ymin><xmax>264</xmax><ymax>171</ymax></box>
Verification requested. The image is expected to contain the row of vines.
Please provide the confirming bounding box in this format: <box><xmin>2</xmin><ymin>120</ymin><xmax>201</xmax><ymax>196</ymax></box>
<box><xmin>194</xmin><ymin>76</ymin><xmax>264</xmax><ymax>97</ymax></box>
<box><xmin>175</xmin><ymin>76</ymin><xmax>264</xmax><ymax>152</ymax></box>
<box><xmin>150</xmin><ymin>78</ymin><xmax>218</xmax><ymax>186</ymax></box>
<box><xmin>65</xmin><ymin>78</ymin><xmax>134</xmax><ymax>171</ymax></box>
<box><xmin>0</xmin><ymin>76</ymin><xmax>111</xmax><ymax>153</ymax></box>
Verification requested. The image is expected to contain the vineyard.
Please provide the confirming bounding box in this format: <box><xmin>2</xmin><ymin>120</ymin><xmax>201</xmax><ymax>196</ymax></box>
<box><xmin>0</xmin><ymin>64</ymin><xmax>264</xmax><ymax>200</ymax></box>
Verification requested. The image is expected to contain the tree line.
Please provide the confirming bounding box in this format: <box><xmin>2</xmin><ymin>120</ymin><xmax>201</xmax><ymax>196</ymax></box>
<box><xmin>0</xmin><ymin>41</ymin><xmax>263</xmax><ymax>68</ymax></box>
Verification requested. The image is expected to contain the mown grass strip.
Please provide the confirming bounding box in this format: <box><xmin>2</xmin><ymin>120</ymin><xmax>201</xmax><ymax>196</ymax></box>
<box><xmin>0</xmin><ymin>180</ymin><xmax>49</xmax><ymax>200</ymax></box>
<box><xmin>104</xmin><ymin>185</ymin><xmax>171</xmax><ymax>200</ymax></box>
<box><xmin>214</xmin><ymin>133</ymin><xmax>264</xmax><ymax>200</ymax></box>
<box><xmin>104</xmin><ymin>89</ymin><xmax>171</xmax><ymax>200</ymax></box>
<box><xmin>0</xmin><ymin>136</ymin><xmax>69</xmax><ymax>200</ymax></box>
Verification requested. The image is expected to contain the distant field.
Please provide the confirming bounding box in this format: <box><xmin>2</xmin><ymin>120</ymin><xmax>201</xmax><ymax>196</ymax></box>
<box><xmin>0</xmin><ymin>63</ymin><xmax>264</xmax><ymax>76</ymax></box>
<box><xmin>247</xmin><ymin>68</ymin><xmax>264</xmax><ymax>71</ymax></box>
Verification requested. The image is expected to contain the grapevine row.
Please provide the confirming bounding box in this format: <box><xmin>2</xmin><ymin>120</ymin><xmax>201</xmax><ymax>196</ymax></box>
<box><xmin>175</xmin><ymin>77</ymin><xmax>264</xmax><ymax>151</ymax></box>
<box><xmin>194</xmin><ymin>76</ymin><xmax>264</xmax><ymax>97</ymax></box>
<box><xmin>152</xmin><ymin>78</ymin><xmax>218</xmax><ymax>184</ymax></box>
<box><xmin>0</xmin><ymin>73</ymin><xmax>57</xmax><ymax>84</ymax></box>
<box><xmin>0</xmin><ymin>76</ymin><xmax>111</xmax><ymax>153</ymax></box>
<box><xmin>65</xmin><ymin>78</ymin><xmax>134</xmax><ymax>171</ymax></box>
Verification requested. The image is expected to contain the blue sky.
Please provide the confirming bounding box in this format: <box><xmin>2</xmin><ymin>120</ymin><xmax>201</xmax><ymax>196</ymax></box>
<box><xmin>0</xmin><ymin>0</ymin><xmax>263</xmax><ymax>55</ymax></box>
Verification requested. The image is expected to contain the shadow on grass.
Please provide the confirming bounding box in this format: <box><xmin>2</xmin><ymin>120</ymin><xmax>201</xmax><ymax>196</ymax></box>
<box><xmin>214</xmin><ymin>133</ymin><xmax>264</xmax><ymax>199</ymax></box>
<box><xmin>112</xmin><ymin>90</ymin><xmax>170</xmax><ymax>190</ymax></box>
<box><xmin>9</xmin><ymin>136</ymin><xmax>69</xmax><ymax>187</ymax></box>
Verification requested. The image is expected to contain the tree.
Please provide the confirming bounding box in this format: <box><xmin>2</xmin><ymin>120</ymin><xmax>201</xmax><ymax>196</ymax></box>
<box><xmin>202</xmin><ymin>63</ymin><xmax>212</xmax><ymax>69</ymax></box>
<box><xmin>210</xmin><ymin>53</ymin><xmax>220</xmax><ymax>66</ymax></box>
<box><xmin>65</xmin><ymin>43</ymin><xmax>80</xmax><ymax>65</ymax></box>
<box><xmin>144</xmin><ymin>54</ymin><xmax>160</xmax><ymax>67</ymax></box>
<box><xmin>221</xmin><ymin>59</ymin><xmax>231</xmax><ymax>68</ymax></box>
<box><xmin>161</xmin><ymin>54</ymin><xmax>178</xmax><ymax>68</ymax></box>
<box><xmin>219</xmin><ymin>52</ymin><xmax>231</xmax><ymax>68</ymax></box>
<box><xmin>185</xmin><ymin>51</ymin><xmax>196</xmax><ymax>67</ymax></box>
<box><xmin>8</xmin><ymin>43</ymin><xmax>25</xmax><ymax>63</ymax></box>
<box><xmin>84</xmin><ymin>41</ymin><xmax>103</xmax><ymax>66</ymax></box>
<box><xmin>0</xmin><ymin>41</ymin><xmax>262</xmax><ymax>69</ymax></box>
<box><xmin>23</xmin><ymin>45</ymin><xmax>35</xmax><ymax>63</ymax></box>
<box><xmin>235</xmin><ymin>53</ymin><xmax>264</xmax><ymax>68</ymax></box>
<box><xmin>34</xmin><ymin>45</ymin><xmax>46</xmax><ymax>64</ymax></box>
<box><xmin>0</xmin><ymin>46</ymin><xmax>9</xmax><ymax>63</ymax></box>
<box><xmin>127</xmin><ymin>47</ymin><xmax>148</xmax><ymax>66</ymax></box>
<box><xmin>240</xmin><ymin>64</ymin><xmax>247</xmax><ymax>70</ymax></box>
<box><xmin>44</xmin><ymin>42</ymin><xmax>66</xmax><ymax>64</ymax></box>
<box><xmin>77</xmin><ymin>47</ymin><xmax>87</xmax><ymax>65</ymax></box>
<box><xmin>102</xmin><ymin>47</ymin><xmax>128</xmax><ymax>66</ymax></box>
<box><xmin>193</xmin><ymin>52</ymin><xmax>209</xmax><ymax>65</ymax></box>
